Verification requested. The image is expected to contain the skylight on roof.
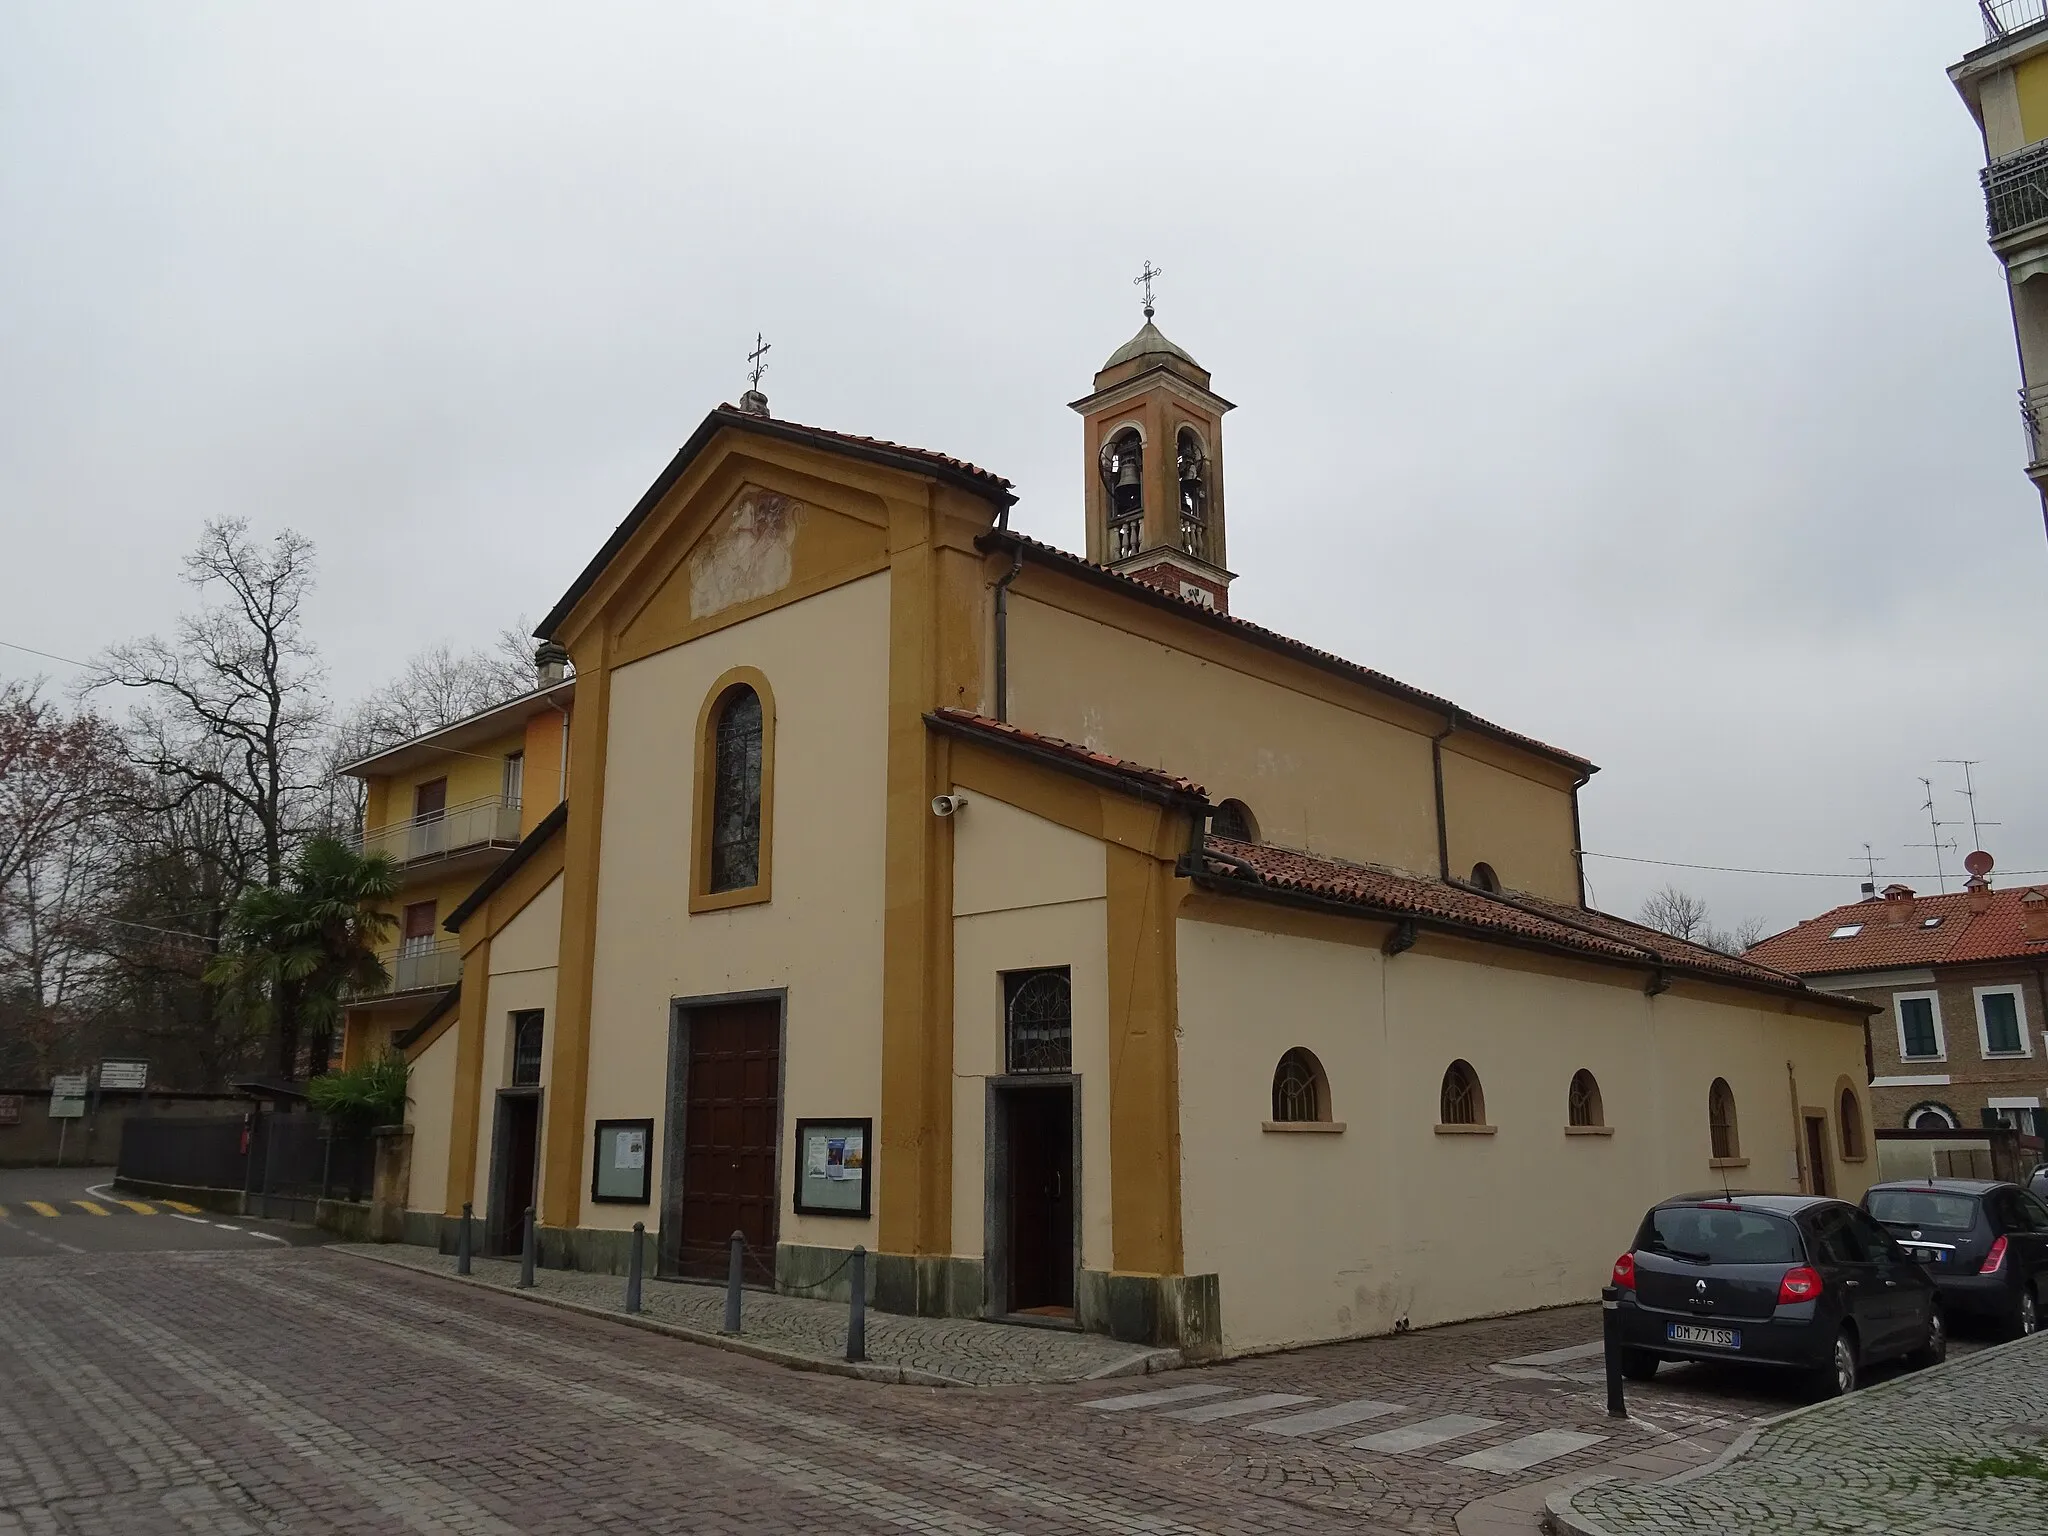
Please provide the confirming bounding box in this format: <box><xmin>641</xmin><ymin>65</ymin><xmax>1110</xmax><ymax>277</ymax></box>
<box><xmin>1921</xmin><ymin>917</ymin><xmax>1942</xmax><ymax>929</ymax></box>
<box><xmin>1830</xmin><ymin>924</ymin><xmax>1864</xmax><ymax>938</ymax></box>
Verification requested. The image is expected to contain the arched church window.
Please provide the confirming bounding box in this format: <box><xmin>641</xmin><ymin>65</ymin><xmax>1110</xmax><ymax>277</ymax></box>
<box><xmin>1440</xmin><ymin>1060</ymin><xmax>1484</xmax><ymax>1126</ymax></box>
<box><xmin>1708</xmin><ymin>1077</ymin><xmax>1740</xmax><ymax>1160</ymax></box>
<box><xmin>1212</xmin><ymin>798</ymin><xmax>1259</xmax><ymax>842</ymax></box>
<box><xmin>1568</xmin><ymin>1068</ymin><xmax>1604</xmax><ymax>1128</ymax></box>
<box><xmin>1838</xmin><ymin>1084</ymin><xmax>1866</xmax><ymax>1160</ymax></box>
<box><xmin>1176</xmin><ymin>427</ymin><xmax>1209</xmax><ymax>562</ymax></box>
<box><xmin>709</xmin><ymin>685</ymin><xmax>765</xmax><ymax>892</ymax></box>
<box><xmin>1099</xmin><ymin>429</ymin><xmax>1144</xmax><ymax>560</ymax></box>
<box><xmin>1271</xmin><ymin>1048</ymin><xmax>1329</xmax><ymax>1123</ymax></box>
<box><xmin>1469</xmin><ymin>863</ymin><xmax>1502</xmax><ymax>893</ymax></box>
<box><xmin>1004</xmin><ymin>967</ymin><xmax>1072</xmax><ymax>1074</ymax></box>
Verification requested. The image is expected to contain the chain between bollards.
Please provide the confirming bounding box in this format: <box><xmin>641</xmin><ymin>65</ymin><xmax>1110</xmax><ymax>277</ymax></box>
<box><xmin>457</xmin><ymin>1202</ymin><xmax>473</xmax><ymax>1276</ymax></box>
<box><xmin>845</xmin><ymin>1245</ymin><xmax>867</xmax><ymax>1362</ymax></box>
<box><xmin>1601</xmin><ymin>1284</ymin><xmax>1627</xmax><ymax>1419</ymax></box>
<box><xmin>721</xmin><ymin>1230</ymin><xmax>745</xmax><ymax>1335</ymax></box>
<box><xmin>625</xmin><ymin>1221</ymin><xmax>645</xmax><ymax>1314</ymax></box>
<box><xmin>517</xmin><ymin>1205</ymin><xmax>537</xmax><ymax>1289</ymax></box>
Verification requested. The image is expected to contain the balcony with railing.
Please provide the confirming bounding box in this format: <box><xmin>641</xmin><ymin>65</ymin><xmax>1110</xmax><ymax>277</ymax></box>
<box><xmin>353</xmin><ymin>794</ymin><xmax>522</xmax><ymax>872</ymax></box>
<box><xmin>1982</xmin><ymin>1</ymin><xmax>2048</xmax><ymax>45</ymax></box>
<box><xmin>1984</xmin><ymin>138</ymin><xmax>2048</xmax><ymax>240</ymax></box>
<box><xmin>352</xmin><ymin>939</ymin><xmax>462</xmax><ymax>1000</ymax></box>
<box><xmin>2021</xmin><ymin>382</ymin><xmax>2048</xmax><ymax>468</ymax></box>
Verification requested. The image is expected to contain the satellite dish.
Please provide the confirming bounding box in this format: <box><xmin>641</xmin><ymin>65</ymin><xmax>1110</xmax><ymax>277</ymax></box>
<box><xmin>1965</xmin><ymin>849</ymin><xmax>1995</xmax><ymax>878</ymax></box>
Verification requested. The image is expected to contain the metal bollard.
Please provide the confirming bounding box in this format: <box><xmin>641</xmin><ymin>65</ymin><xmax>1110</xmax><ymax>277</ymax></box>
<box><xmin>625</xmin><ymin>1221</ymin><xmax>645</xmax><ymax>1314</ymax></box>
<box><xmin>722</xmin><ymin>1229</ymin><xmax>745</xmax><ymax>1335</ymax></box>
<box><xmin>457</xmin><ymin>1202</ymin><xmax>473</xmax><ymax>1276</ymax></box>
<box><xmin>518</xmin><ymin>1206</ymin><xmax>537</xmax><ymax>1289</ymax></box>
<box><xmin>845</xmin><ymin>1245</ymin><xmax>868</xmax><ymax>1363</ymax></box>
<box><xmin>1601</xmin><ymin>1284</ymin><xmax>1627</xmax><ymax>1419</ymax></box>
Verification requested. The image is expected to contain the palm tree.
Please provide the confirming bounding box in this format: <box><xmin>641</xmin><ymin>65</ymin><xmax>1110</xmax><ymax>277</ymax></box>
<box><xmin>206</xmin><ymin>836</ymin><xmax>400</xmax><ymax>1078</ymax></box>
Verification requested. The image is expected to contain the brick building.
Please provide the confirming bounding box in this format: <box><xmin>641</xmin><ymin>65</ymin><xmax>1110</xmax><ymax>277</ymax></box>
<box><xmin>1748</xmin><ymin>869</ymin><xmax>2048</xmax><ymax>1136</ymax></box>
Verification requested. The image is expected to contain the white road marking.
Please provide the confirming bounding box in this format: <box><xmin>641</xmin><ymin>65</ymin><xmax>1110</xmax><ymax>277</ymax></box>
<box><xmin>1253</xmin><ymin>1399</ymin><xmax>1406</xmax><ymax>1437</ymax></box>
<box><xmin>1447</xmin><ymin>1428</ymin><xmax>1607</xmax><ymax>1474</ymax></box>
<box><xmin>1159</xmin><ymin>1392</ymin><xmax>1315</xmax><ymax>1423</ymax></box>
<box><xmin>1351</xmin><ymin>1414</ymin><xmax>1502</xmax><ymax>1454</ymax></box>
<box><xmin>1081</xmin><ymin>1384</ymin><xmax>1237</xmax><ymax>1412</ymax></box>
<box><xmin>213</xmin><ymin>1224</ymin><xmax>242</xmax><ymax>1231</ymax></box>
<box><xmin>172</xmin><ymin>1214</ymin><xmax>212</xmax><ymax>1226</ymax></box>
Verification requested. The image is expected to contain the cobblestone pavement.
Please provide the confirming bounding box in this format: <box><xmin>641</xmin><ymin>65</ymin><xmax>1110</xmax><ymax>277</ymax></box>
<box><xmin>0</xmin><ymin>1246</ymin><xmax>1996</xmax><ymax>1535</ymax></box>
<box><xmin>332</xmin><ymin>1242</ymin><xmax>1167</xmax><ymax>1386</ymax></box>
<box><xmin>1561</xmin><ymin>1330</ymin><xmax>2048</xmax><ymax>1536</ymax></box>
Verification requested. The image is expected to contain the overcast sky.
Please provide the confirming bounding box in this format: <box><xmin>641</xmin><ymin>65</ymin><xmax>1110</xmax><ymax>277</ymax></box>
<box><xmin>0</xmin><ymin>2</ymin><xmax>2035</xmax><ymax>936</ymax></box>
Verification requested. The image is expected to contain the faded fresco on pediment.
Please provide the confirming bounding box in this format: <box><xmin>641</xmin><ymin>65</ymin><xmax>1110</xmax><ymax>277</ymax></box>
<box><xmin>689</xmin><ymin>487</ymin><xmax>807</xmax><ymax>620</ymax></box>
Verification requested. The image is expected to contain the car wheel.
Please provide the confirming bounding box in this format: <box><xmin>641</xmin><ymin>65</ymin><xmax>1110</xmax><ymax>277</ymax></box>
<box><xmin>2016</xmin><ymin>1286</ymin><xmax>2039</xmax><ymax>1340</ymax></box>
<box><xmin>1811</xmin><ymin>1329</ymin><xmax>1858</xmax><ymax>1400</ymax></box>
<box><xmin>1620</xmin><ymin>1349</ymin><xmax>1659</xmax><ymax>1382</ymax></box>
<box><xmin>1908</xmin><ymin>1307</ymin><xmax>1947</xmax><ymax>1369</ymax></box>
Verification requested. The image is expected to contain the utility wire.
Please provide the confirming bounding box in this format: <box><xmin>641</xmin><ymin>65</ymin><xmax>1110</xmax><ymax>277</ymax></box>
<box><xmin>0</xmin><ymin>638</ymin><xmax>90</xmax><ymax>669</ymax></box>
<box><xmin>1581</xmin><ymin>850</ymin><xmax>2048</xmax><ymax>881</ymax></box>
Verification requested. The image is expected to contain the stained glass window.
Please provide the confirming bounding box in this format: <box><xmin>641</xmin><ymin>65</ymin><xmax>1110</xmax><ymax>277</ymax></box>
<box><xmin>709</xmin><ymin>686</ymin><xmax>763</xmax><ymax>893</ymax></box>
<box><xmin>511</xmin><ymin>1010</ymin><xmax>544</xmax><ymax>1087</ymax></box>
<box><xmin>1004</xmin><ymin>968</ymin><xmax>1071</xmax><ymax>1074</ymax></box>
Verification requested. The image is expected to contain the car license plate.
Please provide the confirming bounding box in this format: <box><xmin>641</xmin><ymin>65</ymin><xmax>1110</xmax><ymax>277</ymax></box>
<box><xmin>1665</xmin><ymin>1323</ymin><xmax>1740</xmax><ymax>1349</ymax></box>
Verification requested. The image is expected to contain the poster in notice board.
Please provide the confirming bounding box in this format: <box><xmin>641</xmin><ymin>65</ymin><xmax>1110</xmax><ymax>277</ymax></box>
<box><xmin>590</xmin><ymin>1118</ymin><xmax>653</xmax><ymax>1203</ymax></box>
<box><xmin>793</xmin><ymin>1118</ymin><xmax>871</xmax><ymax>1217</ymax></box>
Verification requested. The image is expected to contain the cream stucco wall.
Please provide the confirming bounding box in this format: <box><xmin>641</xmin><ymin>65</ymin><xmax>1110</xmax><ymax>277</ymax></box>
<box><xmin>405</xmin><ymin>1020</ymin><xmax>457</xmax><ymax>1216</ymax></box>
<box><xmin>949</xmin><ymin>795</ymin><xmax>1111</xmax><ymax>1276</ymax></box>
<box><xmin>474</xmin><ymin>874</ymin><xmax>562</xmax><ymax>1210</ymax></box>
<box><xmin>1439</xmin><ymin>747</ymin><xmax>1581</xmax><ymax>903</ymax></box>
<box><xmin>1006</xmin><ymin>593</ymin><xmax>1441</xmax><ymax>874</ymax></box>
<box><xmin>1175</xmin><ymin>912</ymin><xmax>1873</xmax><ymax>1353</ymax></box>
<box><xmin>579</xmin><ymin>570</ymin><xmax>891</xmax><ymax>1244</ymax></box>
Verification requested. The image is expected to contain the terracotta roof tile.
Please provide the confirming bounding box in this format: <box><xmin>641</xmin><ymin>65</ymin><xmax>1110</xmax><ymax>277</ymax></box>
<box><xmin>983</xmin><ymin>532</ymin><xmax>1594</xmax><ymax>774</ymax></box>
<box><xmin>1746</xmin><ymin>885</ymin><xmax>2048</xmax><ymax>975</ymax></box>
<box><xmin>1204</xmin><ymin>839</ymin><xmax>1843</xmax><ymax>1003</ymax></box>
<box><xmin>718</xmin><ymin>410</ymin><xmax>1014</xmax><ymax>496</ymax></box>
<box><xmin>928</xmin><ymin>709</ymin><xmax>1206</xmax><ymax>798</ymax></box>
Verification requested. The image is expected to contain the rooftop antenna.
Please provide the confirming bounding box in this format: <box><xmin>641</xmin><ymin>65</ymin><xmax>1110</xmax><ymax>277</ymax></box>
<box><xmin>1907</xmin><ymin>776</ymin><xmax>1957</xmax><ymax>894</ymax></box>
<box><xmin>1134</xmin><ymin>259</ymin><xmax>1163</xmax><ymax>321</ymax></box>
<box><xmin>1856</xmin><ymin>844</ymin><xmax>1883</xmax><ymax>898</ymax></box>
<box><xmin>1939</xmin><ymin>758</ymin><xmax>2000</xmax><ymax>857</ymax></box>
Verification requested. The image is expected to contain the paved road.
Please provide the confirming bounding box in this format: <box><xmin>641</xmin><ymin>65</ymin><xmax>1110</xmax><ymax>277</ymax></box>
<box><xmin>0</xmin><ymin>1165</ymin><xmax>319</xmax><ymax>1258</ymax></box>
<box><xmin>0</xmin><ymin>1206</ymin><xmax>1992</xmax><ymax>1534</ymax></box>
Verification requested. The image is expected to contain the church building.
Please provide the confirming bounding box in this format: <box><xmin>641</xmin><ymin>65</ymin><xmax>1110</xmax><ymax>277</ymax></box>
<box><xmin>361</xmin><ymin>308</ymin><xmax>1875</xmax><ymax>1355</ymax></box>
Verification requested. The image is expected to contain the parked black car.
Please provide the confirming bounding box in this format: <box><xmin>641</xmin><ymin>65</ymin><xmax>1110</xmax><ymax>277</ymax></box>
<box><xmin>1863</xmin><ymin>1179</ymin><xmax>2048</xmax><ymax>1339</ymax></box>
<box><xmin>1612</xmin><ymin>1194</ymin><xmax>1944</xmax><ymax>1398</ymax></box>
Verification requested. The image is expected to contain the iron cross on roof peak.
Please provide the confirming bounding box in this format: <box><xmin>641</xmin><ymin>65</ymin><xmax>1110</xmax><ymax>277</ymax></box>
<box><xmin>1135</xmin><ymin>260</ymin><xmax>1163</xmax><ymax>320</ymax></box>
<box><xmin>746</xmin><ymin>332</ymin><xmax>771</xmax><ymax>391</ymax></box>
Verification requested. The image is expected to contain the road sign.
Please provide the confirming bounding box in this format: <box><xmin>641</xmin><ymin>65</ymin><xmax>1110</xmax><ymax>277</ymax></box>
<box><xmin>49</xmin><ymin>1074</ymin><xmax>87</xmax><ymax>1119</ymax></box>
<box><xmin>99</xmin><ymin>1059</ymin><xmax>149</xmax><ymax>1092</ymax></box>
<box><xmin>0</xmin><ymin>1095</ymin><xmax>20</xmax><ymax>1127</ymax></box>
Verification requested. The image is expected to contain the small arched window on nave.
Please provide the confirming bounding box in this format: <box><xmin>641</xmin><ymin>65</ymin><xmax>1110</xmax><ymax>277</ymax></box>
<box><xmin>1568</xmin><ymin>1069</ymin><xmax>1604</xmax><ymax>1128</ymax></box>
<box><xmin>1708</xmin><ymin>1077</ymin><xmax>1740</xmax><ymax>1160</ymax></box>
<box><xmin>1440</xmin><ymin>1060</ymin><xmax>1484</xmax><ymax>1126</ymax></box>
<box><xmin>1271</xmin><ymin>1048</ymin><xmax>1330</xmax><ymax>1124</ymax></box>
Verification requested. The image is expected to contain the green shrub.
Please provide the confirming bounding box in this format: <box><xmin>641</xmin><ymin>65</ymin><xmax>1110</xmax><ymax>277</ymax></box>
<box><xmin>309</xmin><ymin>1052</ymin><xmax>409</xmax><ymax>1126</ymax></box>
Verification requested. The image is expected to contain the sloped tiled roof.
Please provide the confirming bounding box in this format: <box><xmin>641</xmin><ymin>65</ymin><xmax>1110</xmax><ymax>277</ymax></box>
<box><xmin>1747</xmin><ymin>884</ymin><xmax>2048</xmax><ymax>975</ymax></box>
<box><xmin>926</xmin><ymin>709</ymin><xmax>1206</xmax><ymax>800</ymax></box>
<box><xmin>540</xmin><ymin>404</ymin><xmax>1016</xmax><ymax>637</ymax></box>
<box><xmin>1207</xmin><ymin>839</ymin><xmax>1838</xmax><ymax>1001</ymax></box>
<box><xmin>981</xmin><ymin>531</ymin><xmax>1595</xmax><ymax>775</ymax></box>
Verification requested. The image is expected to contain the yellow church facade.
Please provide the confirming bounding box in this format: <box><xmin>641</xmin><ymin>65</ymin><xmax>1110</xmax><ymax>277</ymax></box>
<box><xmin>376</xmin><ymin>326</ymin><xmax>1874</xmax><ymax>1355</ymax></box>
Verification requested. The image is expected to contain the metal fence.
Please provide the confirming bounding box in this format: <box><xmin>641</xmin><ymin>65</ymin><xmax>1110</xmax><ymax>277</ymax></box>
<box><xmin>117</xmin><ymin>1110</ymin><xmax>378</xmax><ymax>1216</ymax></box>
<box><xmin>1982</xmin><ymin>1</ymin><xmax>2048</xmax><ymax>44</ymax></box>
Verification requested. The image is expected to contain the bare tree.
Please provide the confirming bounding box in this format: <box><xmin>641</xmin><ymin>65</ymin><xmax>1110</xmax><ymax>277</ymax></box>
<box><xmin>87</xmin><ymin>519</ymin><xmax>329</xmax><ymax>891</ymax></box>
<box><xmin>1639</xmin><ymin>885</ymin><xmax>1716</xmax><ymax>943</ymax></box>
<box><xmin>1732</xmin><ymin>915</ymin><xmax>1772</xmax><ymax>953</ymax></box>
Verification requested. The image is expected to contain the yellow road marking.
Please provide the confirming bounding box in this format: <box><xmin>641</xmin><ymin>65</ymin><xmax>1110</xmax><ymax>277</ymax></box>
<box><xmin>73</xmin><ymin>1200</ymin><xmax>111</xmax><ymax>1216</ymax></box>
<box><xmin>0</xmin><ymin>1205</ymin><xmax>8</xmax><ymax>1219</ymax></box>
<box><xmin>161</xmin><ymin>1200</ymin><xmax>201</xmax><ymax>1214</ymax></box>
<box><xmin>114</xmin><ymin>1199</ymin><xmax>156</xmax><ymax>1215</ymax></box>
<box><xmin>25</xmin><ymin>1201</ymin><xmax>61</xmax><ymax>1218</ymax></box>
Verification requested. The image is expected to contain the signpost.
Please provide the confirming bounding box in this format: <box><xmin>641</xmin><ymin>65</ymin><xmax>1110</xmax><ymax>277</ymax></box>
<box><xmin>98</xmin><ymin>1059</ymin><xmax>148</xmax><ymax>1093</ymax></box>
<box><xmin>48</xmin><ymin>1074</ymin><xmax>87</xmax><ymax>1166</ymax></box>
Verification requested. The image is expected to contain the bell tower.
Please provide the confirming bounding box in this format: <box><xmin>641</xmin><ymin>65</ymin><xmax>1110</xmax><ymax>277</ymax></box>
<box><xmin>1071</xmin><ymin>269</ymin><xmax>1236</xmax><ymax>610</ymax></box>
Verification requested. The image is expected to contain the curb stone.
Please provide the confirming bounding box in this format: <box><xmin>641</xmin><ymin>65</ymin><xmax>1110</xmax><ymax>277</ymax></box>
<box><xmin>333</xmin><ymin>1244</ymin><xmax>1181</xmax><ymax>1387</ymax></box>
